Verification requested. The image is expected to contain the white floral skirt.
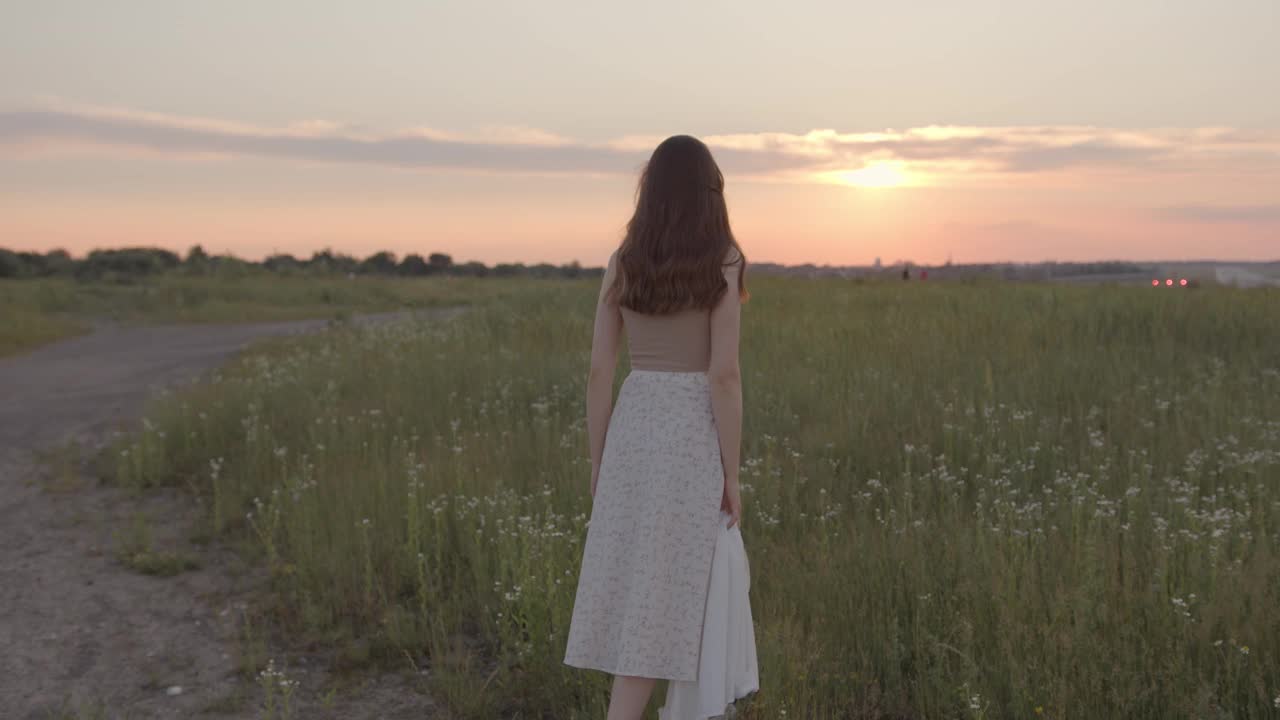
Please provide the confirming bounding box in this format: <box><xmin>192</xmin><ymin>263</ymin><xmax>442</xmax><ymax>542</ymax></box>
<box><xmin>659</xmin><ymin>511</ymin><xmax>760</xmax><ymax>719</ymax></box>
<box><xmin>563</xmin><ymin>370</ymin><xmax>734</xmax><ymax>682</ymax></box>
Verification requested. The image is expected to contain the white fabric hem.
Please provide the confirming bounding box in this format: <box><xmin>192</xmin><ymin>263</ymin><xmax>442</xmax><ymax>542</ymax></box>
<box><xmin>657</xmin><ymin>511</ymin><xmax>759</xmax><ymax>720</ymax></box>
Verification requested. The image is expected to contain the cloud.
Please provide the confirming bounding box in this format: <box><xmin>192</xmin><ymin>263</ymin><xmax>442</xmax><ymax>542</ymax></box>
<box><xmin>2</xmin><ymin>102</ymin><xmax>1278</xmax><ymax>183</ymax></box>
<box><xmin>0</xmin><ymin>108</ymin><xmax>641</xmax><ymax>174</ymax></box>
<box><xmin>1001</xmin><ymin>140</ymin><xmax>1168</xmax><ymax>172</ymax></box>
<box><xmin>1155</xmin><ymin>204</ymin><xmax>1280</xmax><ymax>224</ymax></box>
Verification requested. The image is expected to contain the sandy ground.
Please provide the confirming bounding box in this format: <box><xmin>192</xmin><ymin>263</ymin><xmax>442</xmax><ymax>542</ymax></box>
<box><xmin>0</xmin><ymin>312</ymin><xmax>459</xmax><ymax>719</ymax></box>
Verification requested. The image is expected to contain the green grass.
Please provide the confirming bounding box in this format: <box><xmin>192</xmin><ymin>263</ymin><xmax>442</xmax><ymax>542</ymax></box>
<box><xmin>0</xmin><ymin>307</ymin><xmax>86</xmax><ymax>357</ymax></box>
<box><xmin>113</xmin><ymin>511</ymin><xmax>201</xmax><ymax>577</ymax></box>
<box><xmin>0</xmin><ymin>274</ymin><xmax>532</xmax><ymax>357</ymax></box>
<box><xmin>113</xmin><ymin>277</ymin><xmax>1280</xmax><ymax>718</ymax></box>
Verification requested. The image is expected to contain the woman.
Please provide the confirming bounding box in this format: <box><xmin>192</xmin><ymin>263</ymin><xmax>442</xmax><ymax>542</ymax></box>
<box><xmin>563</xmin><ymin>135</ymin><xmax>759</xmax><ymax>719</ymax></box>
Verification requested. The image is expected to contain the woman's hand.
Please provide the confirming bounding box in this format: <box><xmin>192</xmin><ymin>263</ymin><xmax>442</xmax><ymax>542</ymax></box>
<box><xmin>721</xmin><ymin>479</ymin><xmax>742</xmax><ymax>528</ymax></box>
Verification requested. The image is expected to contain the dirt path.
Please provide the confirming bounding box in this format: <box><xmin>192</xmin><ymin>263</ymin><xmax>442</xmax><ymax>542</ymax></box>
<box><xmin>0</xmin><ymin>312</ymin><xmax>458</xmax><ymax>718</ymax></box>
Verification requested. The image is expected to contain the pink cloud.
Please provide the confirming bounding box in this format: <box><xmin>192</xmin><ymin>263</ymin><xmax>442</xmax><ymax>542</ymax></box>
<box><xmin>2</xmin><ymin>102</ymin><xmax>1277</xmax><ymax>184</ymax></box>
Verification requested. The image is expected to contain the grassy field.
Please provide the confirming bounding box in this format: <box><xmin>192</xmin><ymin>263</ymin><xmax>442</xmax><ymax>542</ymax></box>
<box><xmin>111</xmin><ymin>277</ymin><xmax>1280</xmax><ymax>718</ymax></box>
<box><xmin>0</xmin><ymin>274</ymin><xmax>530</xmax><ymax>357</ymax></box>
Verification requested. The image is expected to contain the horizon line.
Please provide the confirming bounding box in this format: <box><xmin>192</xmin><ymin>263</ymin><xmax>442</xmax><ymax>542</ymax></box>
<box><xmin>3</xmin><ymin>244</ymin><xmax>1276</xmax><ymax>270</ymax></box>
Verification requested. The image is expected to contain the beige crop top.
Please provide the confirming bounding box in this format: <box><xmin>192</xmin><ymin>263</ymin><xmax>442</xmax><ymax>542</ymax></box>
<box><xmin>608</xmin><ymin>252</ymin><xmax>742</xmax><ymax>373</ymax></box>
<box><xmin>621</xmin><ymin>306</ymin><xmax>713</xmax><ymax>372</ymax></box>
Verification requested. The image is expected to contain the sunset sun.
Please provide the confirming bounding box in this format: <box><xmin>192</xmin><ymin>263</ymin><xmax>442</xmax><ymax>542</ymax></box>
<box><xmin>831</xmin><ymin>162</ymin><xmax>909</xmax><ymax>188</ymax></box>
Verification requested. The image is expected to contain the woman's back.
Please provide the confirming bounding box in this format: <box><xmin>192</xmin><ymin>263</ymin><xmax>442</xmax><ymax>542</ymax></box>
<box><xmin>620</xmin><ymin>306</ymin><xmax>711</xmax><ymax>373</ymax></box>
<box><xmin>614</xmin><ymin>250</ymin><xmax>742</xmax><ymax>373</ymax></box>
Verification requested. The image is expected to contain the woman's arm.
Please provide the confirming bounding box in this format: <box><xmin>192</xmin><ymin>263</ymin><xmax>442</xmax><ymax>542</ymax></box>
<box><xmin>708</xmin><ymin>258</ymin><xmax>744</xmax><ymax>526</ymax></box>
<box><xmin>586</xmin><ymin>252</ymin><xmax>623</xmax><ymax>497</ymax></box>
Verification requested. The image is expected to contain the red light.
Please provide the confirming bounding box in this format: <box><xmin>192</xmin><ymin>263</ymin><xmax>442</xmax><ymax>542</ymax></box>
<box><xmin>1180</xmin><ymin>278</ymin><xmax>1188</xmax><ymax>286</ymax></box>
<box><xmin>1151</xmin><ymin>279</ymin><xmax>1160</xmax><ymax>286</ymax></box>
<box><xmin>1166</xmin><ymin>279</ymin><xmax>1174</xmax><ymax>286</ymax></box>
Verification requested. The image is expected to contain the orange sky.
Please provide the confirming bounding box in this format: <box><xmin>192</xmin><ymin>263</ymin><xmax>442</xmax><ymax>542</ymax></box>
<box><xmin>2</xmin><ymin>2</ymin><xmax>1277</xmax><ymax>265</ymax></box>
<box><xmin>2</xmin><ymin>122</ymin><xmax>1275</xmax><ymax>266</ymax></box>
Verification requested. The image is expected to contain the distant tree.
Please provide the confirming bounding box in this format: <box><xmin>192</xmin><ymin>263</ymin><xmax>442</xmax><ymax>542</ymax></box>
<box><xmin>457</xmin><ymin>261</ymin><xmax>489</xmax><ymax>277</ymax></box>
<box><xmin>331</xmin><ymin>252</ymin><xmax>360</xmax><ymax>275</ymax></box>
<box><xmin>308</xmin><ymin>249</ymin><xmax>358</xmax><ymax>275</ymax></box>
<box><xmin>77</xmin><ymin>247</ymin><xmax>180</xmax><ymax>281</ymax></box>
<box><xmin>307</xmin><ymin>249</ymin><xmax>336</xmax><ymax>273</ymax></box>
<box><xmin>0</xmin><ymin>248</ymin><xmax>24</xmax><ymax>278</ymax></box>
<box><xmin>360</xmin><ymin>251</ymin><xmax>398</xmax><ymax>275</ymax></box>
<box><xmin>399</xmin><ymin>253</ymin><xmax>430</xmax><ymax>276</ymax></box>
<box><xmin>0</xmin><ymin>249</ymin><xmax>76</xmax><ymax>277</ymax></box>
<box><xmin>530</xmin><ymin>263</ymin><xmax>558</xmax><ymax>278</ymax></box>
<box><xmin>42</xmin><ymin>249</ymin><xmax>76</xmax><ymax>276</ymax></box>
<box><xmin>208</xmin><ymin>253</ymin><xmax>256</xmax><ymax>277</ymax></box>
<box><xmin>184</xmin><ymin>245</ymin><xmax>211</xmax><ymax>275</ymax></box>
<box><xmin>493</xmin><ymin>262</ymin><xmax>525</xmax><ymax>277</ymax></box>
<box><xmin>263</xmin><ymin>253</ymin><xmax>302</xmax><ymax>274</ymax></box>
<box><xmin>17</xmin><ymin>251</ymin><xmax>49</xmax><ymax>276</ymax></box>
<box><xmin>158</xmin><ymin>248</ymin><xmax>182</xmax><ymax>269</ymax></box>
<box><xmin>428</xmin><ymin>253</ymin><xmax>454</xmax><ymax>272</ymax></box>
<box><xmin>560</xmin><ymin>261</ymin><xmax>583</xmax><ymax>279</ymax></box>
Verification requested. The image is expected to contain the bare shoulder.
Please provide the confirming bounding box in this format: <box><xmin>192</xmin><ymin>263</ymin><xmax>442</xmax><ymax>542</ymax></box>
<box><xmin>722</xmin><ymin>247</ymin><xmax>745</xmax><ymax>272</ymax></box>
<box><xmin>603</xmin><ymin>249</ymin><xmax>622</xmax><ymax>279</ymax></box>
<box><xmin>597</xmin><ymin>249</ymin><xmax>623</xmax><ymax>305</ymax></box>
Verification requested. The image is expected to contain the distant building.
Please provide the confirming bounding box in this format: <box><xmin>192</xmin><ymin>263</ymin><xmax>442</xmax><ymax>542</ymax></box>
<box><xmin>1214</xmin><ymin>265</ymin><xmax>1279</xmax><ymax>288</ymax></box>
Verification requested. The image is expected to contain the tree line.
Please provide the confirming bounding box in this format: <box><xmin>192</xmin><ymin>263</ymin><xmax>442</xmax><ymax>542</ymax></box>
<box><xmin>0</xmin><ymin>246</ymin><xmax>597</xmax><ymax>281</ymax></box>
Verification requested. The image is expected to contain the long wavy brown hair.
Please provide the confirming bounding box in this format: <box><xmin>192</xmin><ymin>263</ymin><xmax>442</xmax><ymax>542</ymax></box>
<box><xmin>607</xmin><ymin>135</ymin><xmax>748</xmax><ymax>314</ymax></box>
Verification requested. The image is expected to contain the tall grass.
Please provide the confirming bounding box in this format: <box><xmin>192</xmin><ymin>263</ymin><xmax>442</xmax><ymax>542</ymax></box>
<box><xmin>0</xmin><ymin>274</ymin><xmax>529</xmax><ymax>356</ymax></box>
<box><xmin>0</xmin><ymin>308</ymin><xmax>85</xmax><ymax>357</ymax></box>
<box><xmin>116</xmin><ymin>278</ymin><xmax>1280</xmax><ymax>718</ymax></box>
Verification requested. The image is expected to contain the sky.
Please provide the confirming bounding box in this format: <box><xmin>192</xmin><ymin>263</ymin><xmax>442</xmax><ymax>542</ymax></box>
<box><xmin>1</xmin><ymin>0</ymin><xmax>1278</xmax><ymax>266</ymax></box>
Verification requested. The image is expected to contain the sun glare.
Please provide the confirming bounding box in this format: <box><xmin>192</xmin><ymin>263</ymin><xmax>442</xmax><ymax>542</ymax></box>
<box><xmin>831</xmin><ymin>162</ymin><xmax>909</xmax><ymax>188</ymax></box>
